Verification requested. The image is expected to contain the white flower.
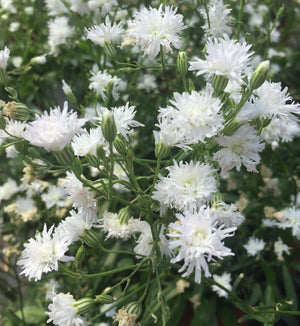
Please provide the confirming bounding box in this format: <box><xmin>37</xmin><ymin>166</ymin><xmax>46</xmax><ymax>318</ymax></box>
<box><xmin>31</xmin><ymin>54</ymin><xmax>47</xmax><ymax>64</ymax></box>
<box><xmin>23</xmin><ymin>102</ymin><xmax>87</xmax><ymax>152</ymax></box>
<box><xmin>113</xmin><ymin>162</ymin><xmax>130</xmax><ymax>193</ymax></box>
<box><xmin>60</xmin><ymin>171</ymin><xmax>97</xmax><ymax>212</ymax></box>
<box><xmin>243</xmin><ymin>236</ymin><xmax>265</xmax><ymax>257</ymax></box>
<box><xmin>89</xmin><ymin>70</ymin><xmax>126</xmax><ymax>101</ymax></box>
<box><xmin>85</xmin><ymin>16</ymin><xmax>123</xmax><ymax>46</ymax></box>
<box><xmin>211</xmin><ymin>201</ymin><xmax>245</xmax><ymax>227</ymax></box>
<box><xmin>45</xmin><ymin>0</ymin><xmax>68</xmax><ymax>15</ymax></box>
<box><xmin>189</xmin><ymin>35</ymin><xmax>253</xmax><ymax>84</ymax></box>
<box><xmin>277</xmin><ymin>207</ymin><xmax>300</xmax><ymax>239</ymax></box>
<box><xmin>72</xmin><ymin>127</ymin><xmax>107</xmax><ymax>157</ymax></box>
<box><xmin>87</xmin><ymin>0</ymin><xmax>117</xmax><ymax>16</ymax></box>
<box><xmin>152</xmin><ymin>161</ymin><xmax>217</xmax><ymax>212</ymax></box>
<box><xmin>62</xmin><ymin>80</ymin><xmax>72</xmax><ymax>95</ymax></box>
<box><xmin>201</xmin><ymin>0</ymin><xmax>232</xmax><ymax>38</ymax></box>
<box><xmin>48</xmin><ymin>17</ymin><xmax>75</xmax><ymax>55</ymax></box>
<box><xmin>70</xmin><ymin>0</ymin><xmax>90</xmax><ymax>15</ymax></box>
<box><xmin>17</xmin><ymin>224</ymin><xmax>74</xmax><ymax>281</ymax></box>
<box><xmin>97</xmin><ymin>103</ymin><xmax>143</xmax><ymax>140</ymax></box>
<box><xmin>5</xmin><ymin>119</ymin><xmax>27</xmax><ymax>138</ymax></box>
<box><xmin>212</xmin><ymin>272</ymin><xmax>232</xmax><ymax>298</ymax></box>
<box><xmin>213</xmin><ymin>124</ymin><xmax>265</xmax><ymax>175</ymax></box>
<box><xmin>137</xmin><ymin>73</ymin><xmax>157</xmax><ymax>92</ymax></box>
<box><xmin>128</xmin><ymin>5</ymin><xmax>186</xmax><ymax>59</ymax></box>
<box><xmin>100</xmin><ymin>210</ymin><xmax>139</xmax><ymax>241</ymax></box>
<box><xmin>41</xmin><ymin>185</ymin><xmax>68</xmax><ymax>209</ymax></box>
<box><xmin>1</xmin><ymin>0</ymin><xmax>16</xmax><ymax>13</ymax></box>
<box><xmin>159</xmin><ymin>87</ymin><xmax>224</xmax><ymax>144</ymax></box>
<box><xmin>0</xmin><ymin>178</ymin><xmax>20</xmax><ymax>202</ymax></box>
<box><xmin>56</xmin><ymin>209</ymin><xmax>98</xmax><ymax>244</ymax></box>
<box><xmin>5</xmin><ymin>196</ymin><xmax>37</xmax><ymax>222</ymax></box>
<box><xmin>0</xmin><ymin>46</ymin><xmax>10</xmax><ymax>69</ymax></box>
<box><xmin>46</xmin><ymin>292</ymin><xmax>90</xmax><ymax>326</ymax></box>
<box><xmin>168</xmin><ymin>208</ymin><xmax>236</xmax><ymax>283</ymax></box>
<box><xmin>274</xmin><ymin>238</ymin><xmax>291</xmax><ymax>261</ymax></box>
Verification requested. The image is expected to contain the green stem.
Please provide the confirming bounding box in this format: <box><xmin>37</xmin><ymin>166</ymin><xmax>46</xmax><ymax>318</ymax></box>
<box><xmin>108</xmin><ymin>142</ymin><xmax>114</xmax><ymax>200</ymax></box>
<box><xmin>237</xmin><ymin>0</ymin><xmax>245</xmax><ymax>39</ymax></box>
<box><xmin>150</xmin><ymin>158</ymin><xmax>161</xmax><ymax>196</ymax></box>
<box><xmin>82</xmin><ymin>264</ymin><xmax>141</xmax><ymax>279</ymax></box>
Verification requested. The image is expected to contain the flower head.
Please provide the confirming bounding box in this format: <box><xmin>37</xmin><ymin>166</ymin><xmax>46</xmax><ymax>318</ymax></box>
<box><xmin>212</xmin><ymin>272</ymin><xmax>232</xmax><ymax>298</ymax></box>
<box><xmin>0</xmin><ymin>46</ymin><xmax>10</xmax><ymax>69</ymax></box>
<box><xmin>274</xmin><ymin>238</ymin><xmax>291</xmax><ymax>261</ymax></box>
<box><xmin>189</xmin><ymin>35</ymin><xmax>253</xmax><ymax>84</ymax></box>
<box><xmin>85</xmin><ymin>16</ymin><xmax>123</xmax><ymax>46</ymax></box>
<box><xmin>128</xmin><ymin>5</ymin><xmax>186</xmax><ymax>59</ymax></box>
<box><xmin>46</xmin><ymin>292</ymin><xmax>90</xmax><ymax>326</ymax></box>
<box><xmin>168</xmin><ymin>208</ymin><xmax>236</xmax><ymax>283</ymax></box>
<box><xmin>17</xmin><ymin>224</ymin><xmax>74</xmax><ymax>281</ymax></box>
<box><xmin>23</xmin><ymin>102</ymin><xmax>86</xmax><ymax>152</ymax></box>
<box><xmin>213</xmin><ymin>124</ymin><xmax>265</xmax><ymax>175</ymax></box>
<box><xmin>243</xmin><ymin>236</ymin><xmax>265</xmax><ymax>257</ymax></box>
<box><xmin>152</xmin><ymin>161</ymin><xmax>217</xmax><ymax>212</ymax></box>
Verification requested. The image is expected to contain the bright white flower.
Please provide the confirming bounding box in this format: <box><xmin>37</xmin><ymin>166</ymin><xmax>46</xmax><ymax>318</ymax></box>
<box><xmin>159</xmin><ymin>87</ymin><xmax>224</xmax><ymax>144</ymax></box>
<box><xmin>274</xmin><ymin>238</ymin><xmax>291</xmax><ymax>261</ymax></box>
<box><xmin>46</xmin><ymin>292</ymin><xmax>89</xmax><ymax>326</ymax></box>
<box><xmin>89</xmin><ymin>70</ymin><xmax>126</xmax><ymax>101</ymax></box>
<box><xmin>48</xmin><ymin>16</ymin><xmax>75</xmax><ymax>55</ymax></box>
<box><xmin>189</xmin><ymin>35</ymin><xmax>253</xmax><ymax>84</ymax></box>
<box><xmin>0</xmin><ymin>178</ymin><xmax>20</xmax><ymax>202</ymax></box>
<box><xmin>113</xmin><ymin>162</ymin><xmax>130</xmax><ymax>193</ymax></box>
<box><xmin>0</xmin><ymin>46</ymin><xmax>10</xmax><ymax>69</ymax></box>
<box><xmin>212</xmin><ymin>272</ymin><xmax>232</xmax><ymax>298</ymax></box>
<box><xmin>70</xmin><ymin>0</ymin><xmax>90</xmax><ymax>15</ymax></box>
<box><xmin>45</xmin><ymin>0</ymin><xmax>68</xmax><ymax>15</ymax></box>
<box><xmin>169</xmin><ymin>208</ymin><xmax>236</xmax><ymax>283</ymax></box>
<box><xmin>97</xmin><ymin>103</ymin><xmax>143</xmax><ymax>140</ymax></box>
<box><xmin>260</xmin><ymin>117</ymin><xmax>300</xmax><ymax>149</ymax></box>
<box><xmin>62</xmin><ymin>80</ymin><xmax>72</xmax><ymax>95</ymax></box>
<box><xmin>72</xmin><ymin>127</ymin><xmax>106</xmax><ymax>157</ymax></box>
<box><xmin>41</xmin><ymin>185</ymin><xmax>68</xmax><ymax>209</ymax></box>
<box><xmin>211</xmin><ymin>201</ymin><xmax>245</xmax><ymax>227</ymax></box>
<box><xmin>85</xmin><ymin>16</ymin><xmax>123</xmax><ymax>46</ymax></box>
<box><xmin>5</xmin><ymin>119</ymin><xmax>27</xmax><ymax>138</ymax></box>
<box><xmin>137</xmin><ymin>73</ymin><xmax>157</xmax><ymax>92</ymax></box>
<box><xmin>9</xmin><ymin>22</ymin><xmax>20</xmax><ymax>32</ymax></box>
<box><xmin>277</xmin><ymin>207</ymin><xmax>300</xmax><ymax>239</ymax></box>
<box><xmin>152</xmin><ymin>161</ymin><xmax>217</xmax><ymax>212</ymax></box>
<box><xmin>60</xmin><ymin>171</ymin><xmax>97</xmax><ymax>212</ymax></box>
<box><xmin>243</xmin><ymin>236</ymin><xmax>265</xmax><ymax>257</ymax></box>
<box><xmin>56</xmin><ymin>209</ymin><xmax>98</xmax><ymax>244</ymax></box>
<box><xmin>23</xmin><ymin>102</ymin><xmax>87</xmax><ymax>152</ymax></box>
<box><xmin>128</xmin><ymin>5</ymin><xmax>186</xmax><ymax>59</ymax></box>
<box><xmin>87</xmin><ymin>0</ymin><xmax>117</xmax><ymax>16</ymax></box>
<box><xmin>213</xmin><ymin>124</ymin><xmax>265</xmax><ymax>176</ymax></box>
<box><xmin>1</xmin><ymin>0</ymin><xmax>16</xmax><ymax>13</ymax></box>
<box><xmin>100</xmin><ymin>210</ymin><xmax>139</xmax><ymax>240</ymax></box>
<box><xmin>17</xmin><ymin>224</ymin><xmax>74</xmax><ymax>281</ymax></box>
<box><xmin>31</xmin><ymin>54</ymin><xmax>47</xmax><ymax>64</ymax></box>
<box><xmin>201</xmin><ymin>0</ymin><xmax>232</xmax><ymax>38</ymax></box>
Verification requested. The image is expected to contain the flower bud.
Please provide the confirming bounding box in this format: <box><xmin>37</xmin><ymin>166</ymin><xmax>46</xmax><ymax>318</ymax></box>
<box><xmin>0</xmin><ymin>114</ymin><xmax>6</xmax><ymax>130</ymax></box>
<box><xmin>62</xmin><ymin>80</ymin><xmax>78</xmax><ymax>105</ymax></box>
<box><xmin>95</xmin><ymin>294</ymin><xmax>114</xmax><ymax>304</ymax></box>
<box><xmin>212</xmin><ymin>74</ymin><xmax>229</xmax><ymax>93</ymax></box>
<box><xmin>80</xmin><ymin>229</ymin><xmax>101</xmax><ymax>248</ymax></box>
<box><xmin>74</xmin><ymin>297</ymin><xmax>95</xmax><ymax>315</ymax></box>
<box><xmin>54</xmin><ymin>147</ymin><xmax>74</xmax><ymax>164</ymax></box>
<box><xmin>2</xmin><ymin>101</ymin><xmax>32</xmax><ymax>120</ymax></box>
<box><xmin>125</xmin><ymin>301</ymin><xmax>142</xmax><ymax>318</ymax></box>
<box><xmin>177</xmin><ymin>51</ymin><xmax>188</xmax><ymax>77</ymax></box>
<box><xmin>155</xmin><ymin>142</ymin><xmax>171</xmax><ymax>159</ymax></box>
<box><xmin>72</xmin><ymin>158</ymin><xmax>83</xmax><ymax>179</ymax></box>
<box><xmin>114</xmin><ymin>134</ymin><xmax>128</xmax><ymax>155</ymax></box>
<box><xmin>0</xmin><ymin>68</ymin><xmax>9</xmax><ymax>85</ymax></box>
<box><xmin>118</xmin><ymin>206</ymin><xmax>131</xmax><ymax>225</ymax></box>
<box><xmin>250</xmin><ymin>60</ymin><xmax>270</xmax><ymax>90</ymax></box>
<box><xmin>75</xmin><ymin>244</ymin><xmax>85</xmax><ymax>270</ymax></box>
<box><xmin>101</xmin><ymin>111</ymin><xmax>117</xmax><ymax>143</ymax></box>
<box><xmin>188</xmin><ymin>79</ymin><xmax>195</xmax><ymax>91</ymax></box>
<box><xmin>104</xmin><ymin>42</ymin><xmax>116</xmax><ymax>58</ymax></box>
<box><xmin>86</xmin><ymin>154</ymin><xmax>100</xmax><ymax>168</ymax></box>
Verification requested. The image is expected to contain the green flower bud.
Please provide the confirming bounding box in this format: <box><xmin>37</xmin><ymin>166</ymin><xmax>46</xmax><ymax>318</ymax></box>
<box><xmin>2</xmin><ymin>101</ymin><xmax>32</xmax><ymax>120</ymax></box>
<box><xmin>104</xmin><ymin>42</ymin><xmax>116</xmax><ymax>58</ymax></box>
<box><xmin>0</xmin><ymin>68</ymin><xmax>9</xmax><ymax>85</ymax></box>
<box><xmin>74</xmin><ymin>298</ymin><xmax>95</xmax><ymax>315</ymax></box>
<box><xmin>113</xmin><ymin>134</ymin><xmax>128</xmax><ymax>155</ymax></box>
<box><xmin>118</xmin><ymin>206</ymin><xmax>131</xmax><ymax>225</ymax></box>
<box><xmin>101</xmin><ymin>111</ymin><xmax>117</xmax><ymax>143</ymax></box>
<box><xmin>125</xmin><ymin>301</ymin><xmax>142</xmax><ymax>318</ymax></box>
<box><xmin>155</xmin><ymin>142</ymin><xmax>171</xmax><ymax>159</ymax></box>
<box><xmin>72</xmin><ymin>158</ymin><xmax>83</xmax><ymax>179</ymax></box>
<box><xmin>58</xmin><ymin>262</ymin><xmax>82</xmax><ymax>279</ymax></box>
<box><xmin>0</xmin><ymin>113</ymin><xmax>6</xmax><ymax>130</ymax></box>
<box><xmin>86</xmin><ymin>154</ymin><xmax>100</xmax><ymax>168</ymax></box>
<box><xmin>250</xmin><ymin>60</ymin><xmax>270</xmax><ymax>90</ymax></box>
<box><xmin>177</xmin><ymin>51</ymin><xmax>188</xmax><ymax>77</ymax></box>
<box><xmin>95</xmin><ymin>294</ymin><xmax>114</xmax><ymax>304</ymax></box>
<box><xmin>54</xmin><ymin>147</ymin><xmax>74</xmax><ymax>165</ymax></box>
<box><xmin>188</xmin><ymin>79</ymin><xmax>195</xmax><ymax>91</ymax></box>
<box><xmin>80</xmin><ymin>229</ymin><xmax>101</xmax><ymax>248</ymax></box>
<box><xmin>212</xmin><ymin>74</ymin><xmax>229</xmax><ymax>93</ymax></box>
<box><xmin>75</xmin><ymin>244</ymin><xmax>86</xmax><ymax>270</ymax></box>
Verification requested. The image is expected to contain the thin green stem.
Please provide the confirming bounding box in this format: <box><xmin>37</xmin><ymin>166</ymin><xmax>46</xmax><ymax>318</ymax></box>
<box><xmin>82</xmin><ymin>264</ymin><xmax>141</xmax><ymax>279</ymax></box>
<box><xmin>108</xmin><ymin>142</ymin><xmax>114</xmax><ymax>200</ymax></box>
<box><xmin>236</xmin><ymin>0</ymin><xmax>245</xmax><ymax>39</ymax></box>
<box><xmin>150</xmin><ymin>158</ymin><xmax>161</xmax><ymax>196</ymax></box>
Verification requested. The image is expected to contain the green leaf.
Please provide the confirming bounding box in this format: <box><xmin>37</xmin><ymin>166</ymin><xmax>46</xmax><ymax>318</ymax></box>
<box><xmin>282</xmin><ymin>263</ymin><xmax>298</xmax><ymax>310</ymax></box>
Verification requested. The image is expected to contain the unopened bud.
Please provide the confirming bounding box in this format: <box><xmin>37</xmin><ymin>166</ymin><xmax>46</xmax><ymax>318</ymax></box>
<box><xmin>75</xmin><ymin>244</ymin><xmax>85</xmax><ymax>270</ymax></box>
<box><xmin>250</xmin><ymin>60</ymin><xmax>270</xmax><ymax>90</ymax></box>
<box><xmin>62</xmin><ymin>80</ymin><xmax>77</xmax><ymax>105</ymax></box>
<box><xmin>188</xmin><ymin>79</ymin><xmax>195</xmax><ymax>91</ymax></box>
<box><xmin>125</xmin><ymin>301</ymin><xmax>142</xmax><ymax>318</ymax></box>
<box><xmin>95</xmin><ymin>294</ymin><xmax>114</xmax><ymax>304</ymax></box>
<box><xmin>118</xmin><ymin>206</ymin><xmax>131</xmax><ymax>225</ymax></box>
<box><xmin>86</xmin><ymin>154</ymin><xmax>100</xmax><ymax>168</ymax></box>
<box><xmin>54</xmin><ymin>147</ymin><xmax>74</xmax><ymax>165</ymax></box>
<box><xmin>2</xmin><ymin>101</ymin><xmax>32</xmax><ymax>120</ymax></box>
<box><xmin>74</xmin><ymin>298</ymin><xmax>95</xmax><ymax>315</ymax></box>
<box><xmin>101</xmin><ymin>111</ymin><xmax>117</xmax><ymax>143</ymax></box>
<box><xmin>113</xmin><ymin>134</ymin><xmax>128</xmax><ymax>155</ymax></box>
<box><xmin>155</xmin><ymin>142</ymin><xmax>171</xmax><ymax>159</ymax></box>
<box><xmin>0</xmin><ymin>68</ymin><xmax>9</xmax><ymax>85</ymax></box>
<box><xmin>80</xmin><ymin>229</ymin><xmax>101</xmax><ymax>248</ymax></box>
<box><xmin>104</xmin><ymin>42</ymin><xmax>116</xmax><ymax>58</ymax></box>
<box><xmin>0</xmin><ymin>114</ymin><xmax>6</xmax><ymax>130</ymax></box>
<box><xmin>177</xmin><ymin>51</ymin><xmax>188</xmax><ymax>77</ymax></box>
<box><xmin>212</xmin><ymin>74</ymin><xmax>229</xmax><ymax>93</ymax></box>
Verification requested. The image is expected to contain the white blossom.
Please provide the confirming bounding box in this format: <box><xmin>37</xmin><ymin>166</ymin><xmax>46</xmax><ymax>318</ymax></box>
<box><xmin>0</xmin><ymin>46</ymin><xmax>10</xmax><ymax>69</ymax></box>
<box><xmin>212</xmin><ymin>272</ymin><xmax>232</xmax><ymax>298</ymax></box>
<box><xmin>243</xmin><ymin>236</ymin><xmax>265</xmax><ymax>257</ymax></box>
